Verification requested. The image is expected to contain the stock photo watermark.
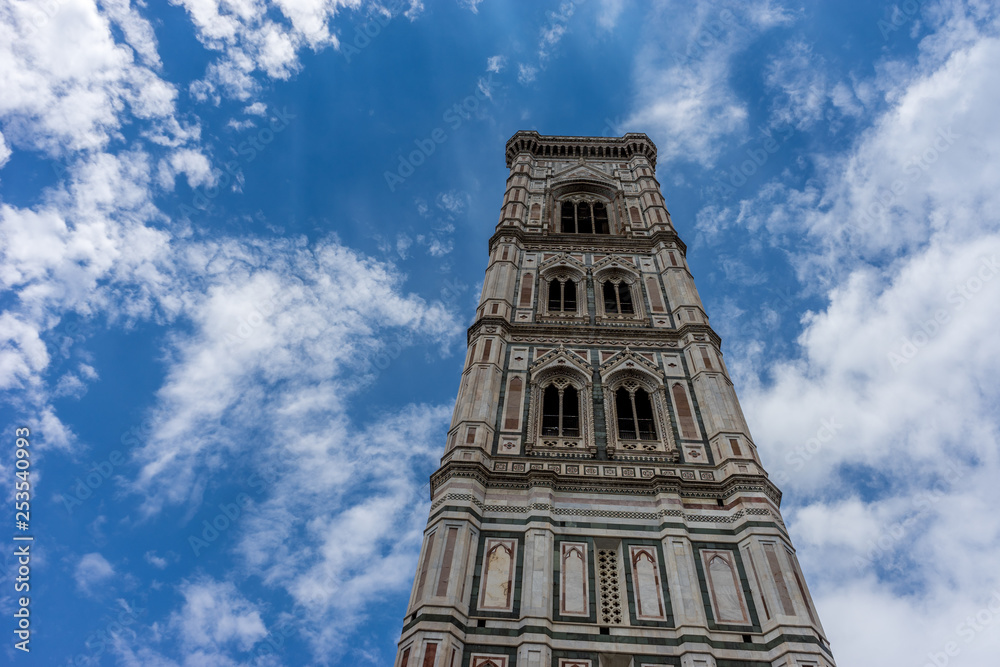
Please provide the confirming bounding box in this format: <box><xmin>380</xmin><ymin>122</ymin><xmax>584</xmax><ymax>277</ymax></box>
<box><xmin>921</xmin><ymin>589</ymin><xmax>1000</xmax><ymax>667</ymax></box>
<box><xmin>855</xmin><ymin>126</ymin><xmax>959</xmax><ymax>230</ymax></box>
<box><xmin>178</xmin><ymin>108</ymin><xmax>297</xmax><ymax>217</ymax></box>
<box><xmin>57</xmin><ymin>419</ymin><xmax>154</xmax><ymax>514</ymax></box>
<box><xmin>187</xmin><ymin>461</ymin><xmax>284</xmax><ymax>556</ymax></box>
<box><xmin>879</xmin><ymin>0</ymin><xmax>926</xmax><ymax>40</ymax></box>
<box><xmin>341</xmin><ymin>11</ymin><xmax>392</xmax><ymax>63</ymax></box>
<box><xmin>854</xmin><ymin>461</ymin><xmax>963</xmax><ymax>573</ymax></box>
<box><xmin>710</xmin><ymin>123</ymin><xmax>795</xmax><ymax>199</ymax></box>
<box><xmin>384</xmin><ymin>75</ymin><xmax>495</xmax><ymax>192</ymax></box>
<box><xmin>671</xmin><ymin>9</ymin><xmax>740</xmax><ymax>68</ymax></box>
<box><xmin>769</xmin><ymin>417</ymin><xmax>844</xmax><ymax>487</ymax></box>
<box><xmin>887</xmin><ymin>254</ymin><xmax>999</xmax><ymax>370</ymax></box>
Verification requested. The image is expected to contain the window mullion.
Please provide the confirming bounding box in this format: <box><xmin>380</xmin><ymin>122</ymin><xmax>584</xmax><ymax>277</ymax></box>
<box><xmin>557</xmin><ymin>388</ymin><xmax>564</xmax><ymax>436</ymax></box>
<box><xmin>630</xmin><ymin>392</ymin><xmax>640</xmax><ymax>439</ymax></box>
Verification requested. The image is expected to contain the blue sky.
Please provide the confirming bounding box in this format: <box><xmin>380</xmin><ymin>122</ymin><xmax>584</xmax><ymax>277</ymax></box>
<box><xmin>1</xmin><ymin>0</ymin><xmax>999</xmax><ymax>665</ymax></box>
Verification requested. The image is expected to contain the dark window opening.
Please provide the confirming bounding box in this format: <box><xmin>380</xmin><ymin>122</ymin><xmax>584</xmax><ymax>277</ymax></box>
<box><xmin>542</xmin><ymin>385</ymin><xmax>560</xmax><ymax>436</ymax></box>
<box><xmin>541</xmin><ymin>383</ymin><xmax>580</xmax><ymax>437</ymax></box>
<box><xmin>547</xmin><ymin>279</ymin><xmax>577</xmax><ymax>312</ymax></box>
<box><xmin>562</xmin><ymin>386</ymin><xmax>580</xmax><ymax>436</ymax></box>
<box><xmin>578</xmin><ymin>203</ymin><xmax>593</xmax><ymax>233</ymax></box>
<box><xmin>615</xmin><ymin>387</ymin><xmax>636</xmax><ymax>440</ymax></box>
<box><xmin>560</xmin><ymin>202</ymin><xmax>576</xmax><ymax>233</ymax></box>
<box><xmin>616</xmin><ymin>387</ymin><xmax>658</xmax><ymax>441</ymax></box>
<box><xmin>559</xmin><ymin>201</ymin><xmax>611</xmax><ymax>234</ymax></box>
<box><xmin>603</xmin><ymin>282</ymin><xmax>634</xmax><ymax>315</ymax></box>
<box><xmin>634</xmin><ymin>388</ymin><xmax>656</xmax><ymax>439</ymax></box>
<box><xmin>594</xmin><ymin>202</ymin><xmax>610</xmax><ymax>234</ymax></box>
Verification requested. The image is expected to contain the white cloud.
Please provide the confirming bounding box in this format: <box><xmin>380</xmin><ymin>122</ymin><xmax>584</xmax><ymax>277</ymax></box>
<box><xmin>75</xmin><ymin>552</ymin><xmax>115</xmax><ymax>594</ymax></box>
<box><xmin>156</xmin><ymin>148</ymin><xmax>215</xmax><ymax>189</ymax></box>
<box><xmin>458</xmin><ymin>0</ymin><xmax>485</xmax><ymax>13</ymax></box>
<box><xmin>623</xmin><ymin>1</ymin><xmax>794</xmax><ymax>167</ymax></box>
<box><xmin>0</xmin><ymin>0</ymin><xmax>189</xmax><ymax>156</ymax></box>
<box><xmin>596</xmin><ymin>0</ymin><xmax>625</xmax><ymax>31</ymax></box>
<box><xmin>0</xmin><ymin>130</ymin><xmax>11</xmax><ymax>168</ymax></box>
<box><xmin>145</xmin><ymin>551</ymin><xmax>169</xmax><ymax>569</ymax></box>
<box><xmin>173</xmin><ymin>0</ymin><xmax>419</xmax><ymax>102</ymax></box>
<box><xmin>131</xmin><ymin>235</ymin><xmax>460</xmax><ymax>510</ymax></box>
<box><xmin>486</xmin><ymin>54</ymin><xmax>506</xmax><ymax>73</ymax></box>
<box><xmin>172</xmin><ymin>578</ymin><xmax>267</xmax><ymax>652</ymax></box>
<box><xmin>243</xmin><ymin>101</ymin><xmax>267</xmax><ymax>116</ymax></box>
<box><xmin>517</xmin><ymin>63</ymin><xmax>537</xmax><ymax>85</ymax></box>
<box><xmin>436</xmin><ymin>190</ymin><xmax>467</xmax><ymax>215</ymax></box>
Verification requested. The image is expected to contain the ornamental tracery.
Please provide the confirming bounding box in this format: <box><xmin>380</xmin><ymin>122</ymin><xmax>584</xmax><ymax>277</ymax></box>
<box><xmin>525</xmin><ymin>348</ymin><xmax>596</xmax><ymax>457</ymax></box>
<box><xmin>600</xmin><ymin>350</ymin><xmax>679</xmax><ymax>461</ymax></box>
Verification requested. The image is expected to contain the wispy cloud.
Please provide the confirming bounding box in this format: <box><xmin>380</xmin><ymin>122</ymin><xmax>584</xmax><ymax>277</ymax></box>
<box><xmin>622</xmin><ymin>1</ymin><xmax>794</xmax><ymax>167</ymax></box>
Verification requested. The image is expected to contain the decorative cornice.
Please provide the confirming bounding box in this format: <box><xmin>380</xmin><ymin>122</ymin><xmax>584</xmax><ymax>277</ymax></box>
<box><xmin>489</xmin><ymin>228</ymin><xmax>688</xmax><ymax>256</ymax></box>
<box><xmin>505</xmin><ymin>131</ymin><xmax>658</xmax><ymax>169</ymax></box>
<box><xmin>464</xmin><ymin>320</ymin><xmax>723</xmax><ymax>351</ymax></box>
<box><xmin>429</xmin><ymin>459</ymin><xmax>784</xmax><ymax>507</ymax></box>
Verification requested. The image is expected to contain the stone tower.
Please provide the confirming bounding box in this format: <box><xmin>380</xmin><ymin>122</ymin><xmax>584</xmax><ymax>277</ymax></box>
<box><xmin>395</xmin><ymin>132</ymin><xmax>835</xmax><ymax>667</ymax></box>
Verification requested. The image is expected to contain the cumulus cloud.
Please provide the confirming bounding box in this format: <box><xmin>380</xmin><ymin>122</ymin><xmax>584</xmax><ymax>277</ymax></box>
<box><xmin>174</xmin><ymin>0</ymin><xmax>422</xmax><ymax>102</ymax></box>
<box><xmin>0</xmin><ymin>0</ymin><xmax>189</xmax><ymax>156</ymax></box>
<box><xmin>172</xmin><ymin>578</ymin><xmax>267</xmax><ymax>652</ymax></box>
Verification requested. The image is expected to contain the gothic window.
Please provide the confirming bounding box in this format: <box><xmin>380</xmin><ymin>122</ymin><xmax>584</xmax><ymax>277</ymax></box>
<box><xmin>602</xmin><ymin>280</ymin><xmax>634</xmax><ymax>315</ymax></box>
<box><xmin>603</xmin><ymin>371</ymin><xmax>676</xmax><ymax>459</ymax></box>
<box><xmin>547</xmin><ymin>278</ymin><xmax>577</xmax><ymax>312</ymax></box>
<box><xmin>560</xmin><ymin>200</ymin><xmax>611</xmax><ymax>234</ymax></box>
<box><xmin>527</xmin><ymin>369</ymin><xmax>594</xmax><ymax>455</ymax></box>
<box><xmin>615</xmin><ymin>386</ymin><xmax>657</xmax><ymax>440</ymax></box>
<box><xmin>541</xmin><ymin>384</ymin><xmax>580</xmax><ymax>437</ymax></box>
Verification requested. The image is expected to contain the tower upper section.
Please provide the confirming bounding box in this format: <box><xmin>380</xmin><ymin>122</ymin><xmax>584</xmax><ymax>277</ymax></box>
<box><xmin>497</xmin><ymin>131</ymin><xmax>672</xmax><ymax>240</ymax></box>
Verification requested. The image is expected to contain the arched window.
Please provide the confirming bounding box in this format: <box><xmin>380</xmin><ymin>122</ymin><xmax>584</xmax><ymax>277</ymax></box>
<box><xmin>541</xmin><ymin>384</ymin><xmax>580</xmax><ymax>437</ymax></box>
<box><xmin>615</xmin><ymin>387</ymin><xmax>657</xmax><ymax>440</ymax></box>
<box><xmin>547</xmin><ymin>278</ymin><xmax>577</xmax><ymax>312</ymax></box>
<box><xmin>560</xmin><ymin>200</ymin><xmax>611</xmax><ymax>234</ymax></box>
<box><xmin>602</xmin><ymin>281</ymin><xmax>634</xmax><ymax>315</ymax></box>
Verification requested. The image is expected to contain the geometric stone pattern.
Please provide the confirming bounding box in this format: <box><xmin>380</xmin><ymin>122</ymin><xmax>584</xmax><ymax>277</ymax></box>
<box><xmin>396</xmin><ymin>132</ymin><xmax>836</xmax><ymax>667</ymax></box>
<box><xmin>597</xmin><ymin>549</ymin><xmax>624</xmax><ymax>625</ymax></box>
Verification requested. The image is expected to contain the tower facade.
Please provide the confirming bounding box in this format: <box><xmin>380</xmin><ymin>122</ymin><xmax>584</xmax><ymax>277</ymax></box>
<box><xmin>395</xmin><ymin>132</ymin><xmax>834</xmax><ymax>667</ymax></box>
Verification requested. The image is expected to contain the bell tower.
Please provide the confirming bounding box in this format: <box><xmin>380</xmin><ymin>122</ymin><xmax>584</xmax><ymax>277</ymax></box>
<box><xmin>395</xmin><ymin>131</ymin><xmax>835</xmax><ymax>667</ymax></box>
